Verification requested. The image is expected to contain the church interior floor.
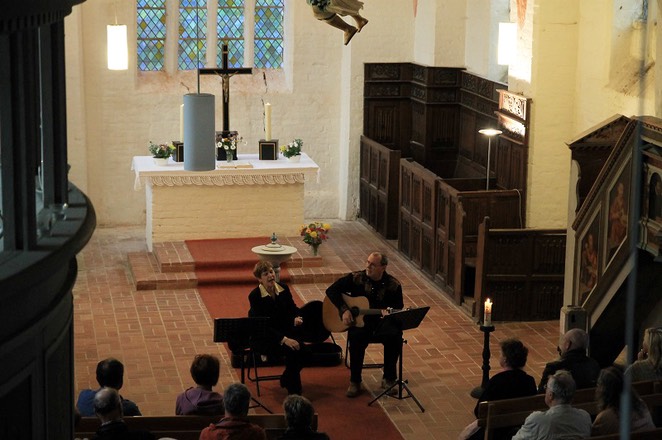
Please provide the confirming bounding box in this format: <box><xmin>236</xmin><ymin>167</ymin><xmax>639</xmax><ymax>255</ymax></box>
<box><xmin>73</xmin><ymin>220</ymin><xmax>561</xmax><ymax>439</ymax></box>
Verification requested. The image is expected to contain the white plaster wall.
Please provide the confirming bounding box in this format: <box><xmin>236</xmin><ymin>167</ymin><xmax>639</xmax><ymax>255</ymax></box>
<box><xmin>523</xmin><ymin>0</ymin><xmax>580</xmax><ymax>228</ymax></box>
<box><xmin>413</xmin><ymin>0</ymin><xmax>466</xmax><ymax>67</ymax></box>
<box><xmin>64</xmin><ymin>0</ymin><xmax>414</xmax><ymax>227</ymax></box>
<box><xmin>464</xmin><ymin>0</ymin><xmax>509</xmax><ymax>81</ymax></box>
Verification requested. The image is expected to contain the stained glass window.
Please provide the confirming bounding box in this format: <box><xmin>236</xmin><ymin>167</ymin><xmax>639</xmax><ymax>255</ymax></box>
<box><xmin>217</xmin><ymin>0</ymin><xmax>245</xmax><ymax>68</ymax></box>
<box><xmin>137</xmin><ymin>0</ymin><xmax>166</xmax><ymax>71</ymax></box>
<box><xmin>254</xmin><ymin>0</ymin><xmax>283</xmax><ymax>68</ymax></box>
<box><xmin>179</xmin><ymin>0</ymin><xmax>208</xmax><ymax>70</ymax></box>
<box><xmin>137</xmin><ymin>0</ymin><xmax>283</xmax><ymax>72</ymax></box>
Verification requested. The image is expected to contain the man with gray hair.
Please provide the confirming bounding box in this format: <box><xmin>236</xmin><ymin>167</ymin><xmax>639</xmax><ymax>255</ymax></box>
<box><xmin>537</xmin><ymin>328</ymin><xmax>601</xmax><ymax>393</ymax></box>
<box><xmin>512</xmin><ymin>370</ymin><xmax>591</xmax><ymax>439</ymax></box>
<box><xmin>92</xmin><ymin>387</ymin><xmax>154</xmax><ymax>439</ymax></box>
<box><xmin>199</xmin><ymin>383</ymin><xmax>266</xmax><ymax>440</ymax></box>
<box><xmin>280</xmin><ymin>394</ymin><xmax>330</xmax><ymax>439</ymax></box>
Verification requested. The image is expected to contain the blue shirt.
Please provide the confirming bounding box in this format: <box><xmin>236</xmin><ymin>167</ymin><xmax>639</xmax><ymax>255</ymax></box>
<box><xmin>76</xmin><ymin>388</ymin><xmax>142</xmax><ymax>417</ymax></box>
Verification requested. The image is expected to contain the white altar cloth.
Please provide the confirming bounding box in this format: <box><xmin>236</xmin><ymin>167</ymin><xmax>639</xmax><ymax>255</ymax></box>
<box><xmin>131</xmin><ymin>154</ymin><xmax>319</xmax><ymax>251</ymax></box>
<box><xmin>131</xmin><ymin>153</ymin><xmax>319</xmax><ymax>190</ymax></box>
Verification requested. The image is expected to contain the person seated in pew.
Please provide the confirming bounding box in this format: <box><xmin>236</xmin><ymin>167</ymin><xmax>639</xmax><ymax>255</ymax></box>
<box><xmin>626</xmin><ymin>327</ymin><xmax>662</xmax><ymax>382</ymax></box>
<box><xmin>176</xmin><ymin>354</ymin><xmax>224</xmax><ymax>416</ymax></box>
<box><xmin>248</xmin><ymin>261</ymin><xmax>309</xmax><ymax>395</ymax></box>
<box><xmin>537</xmin><ymin>328</ymin><xmax>601</xmax><ymax>393</ymax></box>
<box><xmin>512</xmin><ymin>370</ymin><xmax>591</xmax><ymax>440</ymax></box>
<box><xmin>325</xmin><ymin>251</ymin><xmax>404</xmax><ymax>398</ymax></box>
<box><xmin>592</xmin><ymin>365</ymin><xmax>655</xmax><ymax>436</ymax></box>
<box><xmin>200</xmin><ymin>383</ymin><xmax>267</xmax><ymax>440</ymax></box>
<box><xmin>278</xmin><ymin>395</ymin><xmax>330</xmax><ymax>440</ymax></box>
<box><xmin>92</xmin><ymin>387</ymin><xmax>155</xmax><ymax>440</ymax></box>
<box><xmin>77</xmin><ymin>357</ymin><xmax>142</xmax><ymax>417</ymax></box>
<box><xmin>459</xmin><ymin>338</ymin><xmax>537</xmax><ymax>440</ymax></box>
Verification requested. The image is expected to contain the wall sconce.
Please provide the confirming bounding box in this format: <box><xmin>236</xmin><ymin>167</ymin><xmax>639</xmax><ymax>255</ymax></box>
<box><xmin>498</xmin><ymin>22</ymin><xmax>516</xmax><ymax>66</ymax></box>
<box><xmin>478</xmin><ymin>128</ymin><xmax>502</xmax><ymax>190</ymax></box>
<box><xmin>107</xmin><ymin>23</ymin><xmax>128</xmax><ymax>70</ymax></box>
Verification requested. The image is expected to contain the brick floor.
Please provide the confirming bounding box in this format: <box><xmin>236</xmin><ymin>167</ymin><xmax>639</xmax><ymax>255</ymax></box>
<box><xmin>73</xmin><ymin>220</ymin><xmax>560</xmax><ymax>439</ymax></box>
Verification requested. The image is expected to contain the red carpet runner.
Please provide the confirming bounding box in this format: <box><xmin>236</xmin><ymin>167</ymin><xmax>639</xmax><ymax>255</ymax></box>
<box><xmin>186</xmin><ymin>238</ymin><xmax>404</xmax><ymax>440</ymax></box>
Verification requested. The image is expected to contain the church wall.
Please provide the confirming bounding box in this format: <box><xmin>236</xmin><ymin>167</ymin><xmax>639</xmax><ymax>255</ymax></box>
<box><xmin>63</xmin><ymin>1</ymin><xmax>416</xmax><ymax>228</ymax></box>
<box><xmin>464</xmin><ymin>0</ymin><xmax>509</xmax><ymax>82</ymax></box>
<box><xmin>413</xmin><ymin>0</ymin><xmax>466</xmax><ymax>68</ymax></box>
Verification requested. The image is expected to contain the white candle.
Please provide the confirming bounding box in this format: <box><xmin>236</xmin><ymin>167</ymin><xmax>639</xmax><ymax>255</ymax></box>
<box><xmin>484</xmin><ymin>298</ymin><xmax>492</xmax><ymax>326</ymax></box>
<box><xmin>265</xmin><ymin>102</ymin><xmax>272</xmax><ymax>141</ymax></box>
<box><xmin>179</xmin><ymin>104</ymin><xmax>184</xmax><ymax>141</ymax></box>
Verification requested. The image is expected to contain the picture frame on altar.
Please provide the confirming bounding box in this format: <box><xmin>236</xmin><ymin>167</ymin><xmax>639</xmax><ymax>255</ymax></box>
<box><xmin>259</xmin><ymin>140</ymin><xmax>279</xmax><ymax>160</ymax></box>
<box><xmin>171</xmin><ymin>141</ymin><xmax>184</xmax><ymax>162</ymax></box>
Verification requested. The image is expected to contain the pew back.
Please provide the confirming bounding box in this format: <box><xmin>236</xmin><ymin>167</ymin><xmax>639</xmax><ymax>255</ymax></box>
<box><xmin>75</xmin><ymin>413</ymin><xmax>317</xmax><ymax>440</ymax></box>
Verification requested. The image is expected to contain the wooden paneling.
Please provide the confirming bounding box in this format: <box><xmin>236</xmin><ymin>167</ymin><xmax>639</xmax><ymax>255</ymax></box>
<box><xmin>475</xmin><ymin>218</ymin><xmax>566</xmax><ymax>322</ymax></box>
<box><xmin>359</xmin><ymin>136</ymin><xmax>400</xmax><ymax>239</ymax></box>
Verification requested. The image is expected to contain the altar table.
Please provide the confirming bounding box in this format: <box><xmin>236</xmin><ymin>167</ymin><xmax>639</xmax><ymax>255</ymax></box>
<box><xmin>131</xmin><ymin>154</ymin><xmax>319</xmax><ymax>251</ymax></box>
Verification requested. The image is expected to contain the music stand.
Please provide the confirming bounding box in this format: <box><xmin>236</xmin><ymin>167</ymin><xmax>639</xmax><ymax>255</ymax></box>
<box><xmin>213</xmin><ymin>317</ymin><xmax>273</xmax><ymax>413</ymax></box>
<box><xmin>368</xmin><ymin>306</ymin><xmax>430</xmax><ymax>413</ymax></box>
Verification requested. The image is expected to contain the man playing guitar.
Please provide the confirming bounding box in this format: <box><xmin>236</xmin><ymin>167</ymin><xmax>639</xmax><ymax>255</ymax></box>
<box><xmin>325</xmin><ymin>252</ymin><xmax>404</xmax><ymax>398</ymax></box>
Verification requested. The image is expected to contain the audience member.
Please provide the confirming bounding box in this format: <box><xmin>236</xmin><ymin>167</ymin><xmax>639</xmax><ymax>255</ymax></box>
<box><xmin>176</xmin><ymin>354</ymin><xmax>224</xmax><ymax>416</ymax></box>
<box><xmin>592</xmin><ymin>366</ymin><xmax>655</xmax><ymax>436</ymax></box>
<box><xmin>248</xmin><ymin>261</ymin><xmax>308</xmax><ymax>395</ymax></box>
<box><xmin>279</xmin><ymin>395</ymin><xmax>330</xmax><ymax>440</ymax></box>
<box><xmin>77</xmin><ymin>358</ymin><xmax>142</xmax><ymax>417</ymax></box>
<box><xmin>460</xmin><ymin>338</ymin><xmax>537</xmax><ymax>440</ymax></box>
<box><xmin>92</xmin><ymin>387</ymin><xmax>154</xmax><ymax>440</ymax></box>
<box><xmin>199</xmin><ymin>383</ymin><xmax>267</xmax><ymax>440</ymax></box>
<box><xmin>626</xmin><ymin>327</ymin><xmax>662</xmax><ymax>382</ymax></box>
<box><xmin>537</xmin><ymin>328</ymin><xmax>600</xmax><ymax>393</ymax></box>
<box><xmin>326</xmin><ymin>251</ymin><xmax>404</xmax><ymax>398</ymax></box>
<box><xmin>512</xmin><ymin>370</ymin><xmax>591</xmax><ymax>440</ymax></box>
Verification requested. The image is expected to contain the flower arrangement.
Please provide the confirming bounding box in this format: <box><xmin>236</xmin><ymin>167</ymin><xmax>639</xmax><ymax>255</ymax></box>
<box><xmin>216</xmin><ymin>133</ymin><xmax>242</xmax><ymax>152</ymax></box>
<box><xmin>281</xmin><ymin>138</ymin><xmax>303</xmax><ymax>158</ymax></box>
<box><xmin>299</xmin><ymin>222</ymin><xmax>331</xmax><ymax>247</ymax></box>
<box><xmin>149</xmin><ymin>142</ymin><xmax>175</xmax><ymax>158</ymax></box>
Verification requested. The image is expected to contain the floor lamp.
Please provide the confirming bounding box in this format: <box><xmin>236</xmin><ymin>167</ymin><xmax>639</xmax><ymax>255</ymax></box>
<box><xmin>478</xmin><ymin>128</ymin><xmax>503</xmax><ymax>190</ymax></box>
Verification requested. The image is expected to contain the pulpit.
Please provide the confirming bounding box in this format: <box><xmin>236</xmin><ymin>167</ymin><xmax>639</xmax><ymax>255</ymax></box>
<box><xmin>132</xmin><ymin>154</ymin><xmax>319</xmax><ymax>251</ymax></box>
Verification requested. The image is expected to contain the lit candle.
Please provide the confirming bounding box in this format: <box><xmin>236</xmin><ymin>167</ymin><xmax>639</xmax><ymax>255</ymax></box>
<box><xmin>179</xmin><ymin>103</ymin><xmax>184</xmax><ymax>141</ymax></box>
<box><xmin>484</xmin><ymin>298</ymin><xmax>492</xmax><ymax>326</ymax></box>
<box><xmin>265</xmin><ymin>102</ymin><xmax>272</xmax><ymax>141</ymax></box>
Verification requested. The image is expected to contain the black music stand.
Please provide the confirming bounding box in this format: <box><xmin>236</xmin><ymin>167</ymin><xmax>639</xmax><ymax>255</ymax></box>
<box><xmin>213</xmin><ymin>317</ymin><xmax>273</xmax><ymax>413</ymax></box>
<box><xmin>368</xmin><ymin>306</ymin><xmax>430</xmax><ymax>413</ymax></box>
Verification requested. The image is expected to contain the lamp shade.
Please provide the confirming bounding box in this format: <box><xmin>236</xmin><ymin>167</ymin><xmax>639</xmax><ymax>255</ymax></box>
<box><xmin>498</xmin><ymin>22</ymin><xmax>516</xmax><ymax>66</ymax></box>
<box><xmin>107</xmin><ymin>24</ymin><xmax>128</xmax><ymax>70</ymax></box>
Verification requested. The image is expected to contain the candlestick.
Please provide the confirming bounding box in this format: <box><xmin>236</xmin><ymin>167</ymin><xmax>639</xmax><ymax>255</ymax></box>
<box><xmin>265</xmin><ymin>103</ymin><xmax>272</xmax><ymax>141</ymax></box>
<box><xmin>179</xmin><ymin>103</ymin><xmax>184</xmax><ymax>141</ymax></box>
<box><xmin>484</xmin><ymin>298</ymin><xmax>492</xmax><ymax>326</ymax></box>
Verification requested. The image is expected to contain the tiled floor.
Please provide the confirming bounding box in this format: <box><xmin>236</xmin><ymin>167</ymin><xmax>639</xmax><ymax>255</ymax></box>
<box><xmin>73</xmin><ymin>220</ymin><xmax>560</xmax><ymax>439</ymax></box>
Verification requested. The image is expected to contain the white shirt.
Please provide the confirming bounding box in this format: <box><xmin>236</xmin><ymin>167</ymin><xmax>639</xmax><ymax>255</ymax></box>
<box><xmin>512</xmin><ymin>404</ymin><xmax>592</xmax><ymax>440</ymax></box>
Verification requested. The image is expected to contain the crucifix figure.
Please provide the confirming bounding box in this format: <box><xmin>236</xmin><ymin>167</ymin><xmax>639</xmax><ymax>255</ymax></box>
<box><xmin>198</xmin><ymin>41</ymin><xmax>252</xmax><ymax>132</ymax></box>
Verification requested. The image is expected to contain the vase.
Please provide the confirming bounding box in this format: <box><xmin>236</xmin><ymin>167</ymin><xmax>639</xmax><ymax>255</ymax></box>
<box><xmin>311</xmin><ymin>244</ymin><xmax>319</xmax><ymax>256</ymax></box>
<box><xmin>287</xmin><ymin>155</ymin><xmax>301</xmax><ymax>163</ymax></box>
<box><xmin>153</xmin><ymin>157</ymin><xmax>169</xmax><ymax>166</ymax></box>
<box><xmin>226</xmin><ymin>151</ymin><xmax>234</xmax><ymax>163</ymax></box>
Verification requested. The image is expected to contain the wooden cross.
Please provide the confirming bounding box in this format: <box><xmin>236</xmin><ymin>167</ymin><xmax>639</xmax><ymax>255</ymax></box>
<box><xmin>198</xmin><ymin>42</ymin><xmax>252</xmax><ymax>132</ymax></box>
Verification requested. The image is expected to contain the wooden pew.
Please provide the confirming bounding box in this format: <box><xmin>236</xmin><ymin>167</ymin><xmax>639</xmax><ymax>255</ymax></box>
<box><xmin>590</xmin><ymin>428</ymin><xmax>662</xmax><ymax>439</ymax></box>
<box><xmin>75</xmin><ymin>413</ymin><xmax>318</xmax><ymax>440</ymax></box>
<box><xmin>475</xmin><ymin>381</ymin><xmax>660</xmax><ymax>440</ymax></box>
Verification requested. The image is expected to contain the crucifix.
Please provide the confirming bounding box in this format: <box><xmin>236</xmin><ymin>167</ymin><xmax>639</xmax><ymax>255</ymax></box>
<box><xmin>198</xmin><ymin>41</ymin><xmax>252</xmax><ymax>132</ymax></box>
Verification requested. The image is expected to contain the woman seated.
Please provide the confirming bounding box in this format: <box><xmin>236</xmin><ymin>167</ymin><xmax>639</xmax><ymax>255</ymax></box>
<box><xmin>460</xmin><ymin>338</ymin><xmax>537</xmax><ymax>440</ymax></box>
<box><xmin>175</xmin><ymin>354</ymin><xmax>223</xmax><ymax>416</ymax></box>
<box><xmin>592</xmin><ymin>365</ymin><xmax>655</xmax><ymax>436</ymax></box>
<box><xmin>248</xmin><ymin>261</ymin><xmax>308</xmax><ymax>395</ymax></box>
<box><xmin>626</xmin><ymin>327</ymin><xmax>662</xmax><ymax>381</ymax></box>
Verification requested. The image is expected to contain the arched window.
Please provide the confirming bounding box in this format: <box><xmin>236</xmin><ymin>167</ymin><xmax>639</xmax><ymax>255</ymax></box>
<box><xmin>137</xmin><ymin>0</ymin><xmax>284</xmax><ymax>72</ymax></box>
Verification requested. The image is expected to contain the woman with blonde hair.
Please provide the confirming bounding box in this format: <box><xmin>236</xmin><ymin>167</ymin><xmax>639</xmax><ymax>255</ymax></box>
<box><xmin>626</xmin><ymin>327</ymin><xmax>662</xmax><ymax>382</ymax></box>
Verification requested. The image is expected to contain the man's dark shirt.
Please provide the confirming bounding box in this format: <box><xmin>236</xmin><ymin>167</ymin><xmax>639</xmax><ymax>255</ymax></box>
<box><xmin>93</xmin><ymin>420</ymin><xmax>154</xmax><ymax>440</ymax></box>
<box><xmin>537</xmin><ymin>348</ymin><xmax>601</xmax><ymax>393</ymax></box>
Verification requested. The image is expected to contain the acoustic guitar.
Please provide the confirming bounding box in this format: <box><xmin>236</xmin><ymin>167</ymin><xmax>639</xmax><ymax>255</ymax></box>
<box><xmin>322</xmin><ymin>294</ymin><xmax>393</xmax><ymax>333</ymax></box>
